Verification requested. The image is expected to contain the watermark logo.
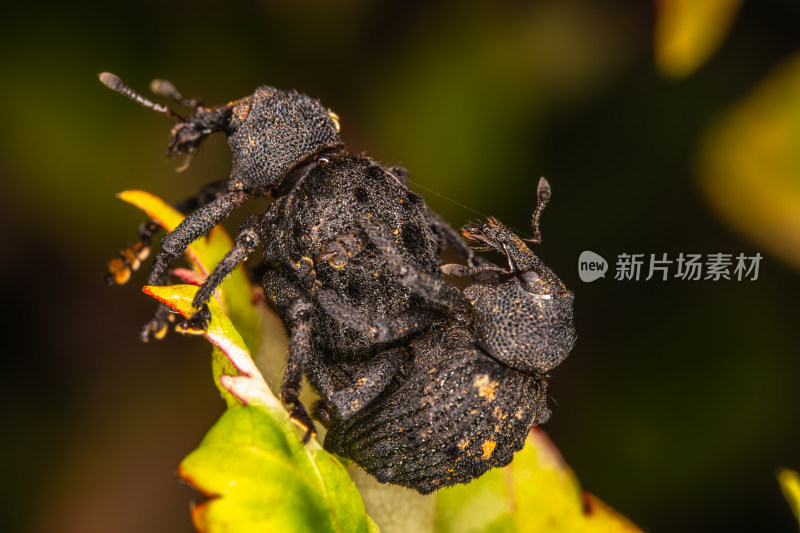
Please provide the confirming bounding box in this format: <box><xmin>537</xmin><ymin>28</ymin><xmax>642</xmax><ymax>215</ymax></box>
<box><xmin>578</xmin><ymin>252</ymin><xmax>763</xmax><ymax>282</ymax></box>
<box><xmin>578</xmin><ymin>251</ymin><xmax>608</xmax><ymax>282</ymax></box>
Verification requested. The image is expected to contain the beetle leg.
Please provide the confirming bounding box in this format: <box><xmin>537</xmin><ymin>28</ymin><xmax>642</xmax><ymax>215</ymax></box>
<box><xmin>281</xmin><ymin>298</ymin><xmax>317</xmax><ymax>443</ymax></box>
<box><xmin>306</xmin><ymin>346</ymin><xmax>411</xmax><ymax>420</ymax></box>
<box><xmin>175</xmin><ymin>214</ymin><xmax>264</xmax><ymax>335</ymax></box>
<box><xmin>361</xmin><ymin>222</ymin><xmax>471</xmax><ymax>311</ymax></box>
<box><xmin>425</xmin><ymin>208</ymin><xmax>478</xmax><ymax>267</ymax></box>
<box><xmin>317</xmin><ymin>290</ymin><xmax>445</xmax><ymax>344</ymax></box>
<box><xmin>141</xmin><ymin>189</ymin><xmax>251</xmax><ymax>341</ymax></box>
<box><xmin>105</xmin><ymin>220</ymin><xmax>159</xmax><ymax>286</ymax></box>
<box><xmin>440</xmin><ymin>262</ymin><xmax>508</xmax><ymax>278</ymax></box>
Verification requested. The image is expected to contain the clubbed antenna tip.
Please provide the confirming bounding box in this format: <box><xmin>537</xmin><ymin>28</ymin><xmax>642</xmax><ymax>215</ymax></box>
<box><xmin>537</xmin><ymin>177</ymin><xmax>551</xmax><ymax>203</ymax></box>
<box><xmin>98</xmin><ymin>72</ymin><xmax>123</xmax><ymax>91</ymax></box>
<box><xmin>150</xmin><ymin>78</ymin><xmax>200</xmax><ymax>108</ymax></box>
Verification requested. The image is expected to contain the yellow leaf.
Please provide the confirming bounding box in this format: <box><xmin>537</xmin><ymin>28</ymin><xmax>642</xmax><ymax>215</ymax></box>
<box><xmin>778</xmin><ymin>469</ymin><xmax>800</xmax><ymax>526</ymax></box>
<box><xmin>436</xmin><ymin>430</ymin><xmax>642</xmax><ymax>533</ymax></box>
<box><xmin>655</xmin><ymin>0</ymin><xmax>742</xmax><ymax>79</ymax></box>
<box><xmin>144</xmin><ymin>284</ymin><xmax>271</xmax><ymax>409</ymax></box>
<box><xmin>511</xmin><ymin>430</ymin><xmax>642</xmax><ymax>533</ymax></box>
<box><xmin>697</xmin><ymin>51</ymin><xmax>800</xmax><ymax>271</ymax></box>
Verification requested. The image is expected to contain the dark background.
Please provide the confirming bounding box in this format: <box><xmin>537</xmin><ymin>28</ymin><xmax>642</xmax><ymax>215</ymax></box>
<box><xmin>2</xmin><ymin>1</ymin><xmax>799</xmax><ymax>531</ymax></box>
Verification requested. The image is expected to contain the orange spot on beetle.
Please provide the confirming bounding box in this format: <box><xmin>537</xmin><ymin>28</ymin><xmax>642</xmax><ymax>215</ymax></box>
<box><xmin>473</xmin><ymin>374</ymin><xmax>499</xmax><ymax>399</ymax></box>
<box><xmin>481</xmin><ymin>439</ymin><xmax>496</xmax><ymax>459</ymax></box>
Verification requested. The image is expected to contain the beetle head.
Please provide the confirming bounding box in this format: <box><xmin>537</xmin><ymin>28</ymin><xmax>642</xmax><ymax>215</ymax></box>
<box><xmin>99</xmin><ymin>73</ymin><xmax>343</xmax><ymax>188</ymax></box>
<box><xmin>223</xmin><ymin>86</ymin><xmax>342</xmax><ymax>191</ymax></box>
<box><xmin>464</xmin><ymin>179</ymin><xmax>576</xmax><ymax>373</ymax></box>
<box><xmin>471</xmin><ymin>272</ymin><xmax>575</xmax><ymax>374</ymax></box>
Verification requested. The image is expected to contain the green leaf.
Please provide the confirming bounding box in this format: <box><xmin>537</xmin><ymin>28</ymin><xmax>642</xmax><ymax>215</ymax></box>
<box><xmin>119</xmin><ymin>190</ymin><xmax>259</xmax><ymax>352</ymax></box>
<box><xmin>181</xmin><ymin>406</ymin><xmax>374</xmax><ymax>533</ymax></box>
<box><xmin>436</xmin><ymin>466</ymin><xmax>513</xmax><ymax>533</ymax></box>
<box><xmin>436</xmin><ymin>429</ymin><xmax>641</xmax><ymax>533</ymax></box>
<box><xmin>778</xmin><ymin>469</ymin><xmax>800</xmax><ymax>526</ymax></box>
<box><xmin>347</xmin><ymin>465</ymin><xmax>436</xmax><ymax>533</ymax></box>
<box><xmin>145</xmin><ymin>283</ymin><xmax>375</xmax><ymax>533</ymax></box>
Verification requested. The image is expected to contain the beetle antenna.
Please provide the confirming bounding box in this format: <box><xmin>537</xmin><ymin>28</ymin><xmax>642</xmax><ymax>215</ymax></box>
<box><xmin>526</xmin><ymin>177</ymin><xmax>551</xmax><ymax>244</ymax></box>
<box><xmin>150</xmin><ymin>78</ymin><xmax>201</xmax><ymax>109</ymax></box>
<box><xmin>98</xmin><ymin>72</ymin><xmax>185</xmax><ymax>120</ymax></box>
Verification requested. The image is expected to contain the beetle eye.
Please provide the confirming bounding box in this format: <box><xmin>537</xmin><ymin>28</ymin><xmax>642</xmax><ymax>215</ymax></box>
<box><xmin>328</xmin><ymin>110</ymin><xmax>341</xmax><ymax>133</ymax></box>
<box><xmin>521</xmin><ymin>270</ymin><xmax>539</xmax><ymax>284</ymax></box>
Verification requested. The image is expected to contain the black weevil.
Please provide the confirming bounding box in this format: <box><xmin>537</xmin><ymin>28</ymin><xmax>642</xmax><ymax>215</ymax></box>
<box><xmin>100</xmin><ymin>73</ymin><xmax>476</xmax><ymax>436</ymax></box>
<box><xmin>319</xmin><ymin>179</ymin><xmax>576</xmax><ymax>493</ymax></box>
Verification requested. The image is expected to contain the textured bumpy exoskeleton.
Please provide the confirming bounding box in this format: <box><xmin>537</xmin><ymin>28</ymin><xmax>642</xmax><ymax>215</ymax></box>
<box><xmin>101</xmin><ymin>74</ymin><xmax>575</xmax><ymax>492</ymax></box>
<box><xmin>100</xmin><ymin>73</ymin><xmax>475</xmax><ymax>437</ymax></box>
<box><xmin>320</xmin><ymin>178</ymin><xmax>577</xmax><ymax>493</ymax></box>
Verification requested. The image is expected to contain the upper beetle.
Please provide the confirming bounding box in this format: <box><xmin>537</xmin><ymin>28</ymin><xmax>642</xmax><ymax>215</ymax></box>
<box><xmin>101</xmin><ymin>73</ymin><xmax>476</xmax><ymax>437</ymax></box>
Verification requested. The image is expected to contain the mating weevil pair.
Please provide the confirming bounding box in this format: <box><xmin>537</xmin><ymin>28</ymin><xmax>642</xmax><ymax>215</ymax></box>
<box><xmin>101</xmin><ymin>73</ymin><xmax>576</xmax><ymax>493</ymax></box>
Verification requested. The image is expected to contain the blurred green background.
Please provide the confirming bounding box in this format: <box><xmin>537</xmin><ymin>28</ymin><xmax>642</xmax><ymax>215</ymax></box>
<box><xmin>2</xmin><ymin>0</ymin><xmax>800</xmax><ymax>531</ymax></box>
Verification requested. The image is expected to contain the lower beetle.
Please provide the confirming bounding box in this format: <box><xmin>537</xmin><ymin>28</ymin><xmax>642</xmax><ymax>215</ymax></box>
<box><xmin>320</xmin><ymin>179</ymin><xmax>576</xmax><ymax>493</ymax></box>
